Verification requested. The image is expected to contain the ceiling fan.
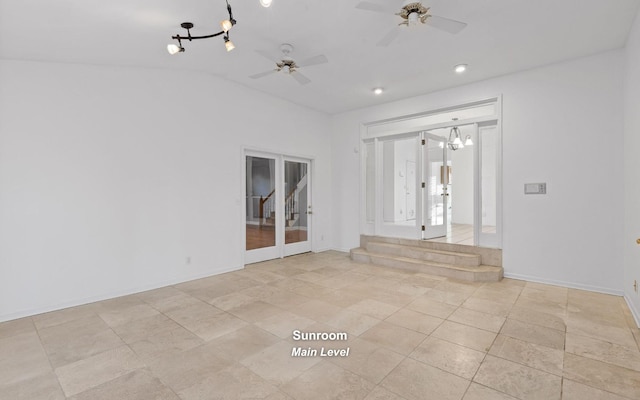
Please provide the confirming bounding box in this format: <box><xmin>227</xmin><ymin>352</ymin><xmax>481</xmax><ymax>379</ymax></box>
<box><xmin>356</xmin><ymin>1</ymin><xmax>468</xmax><ymax>46</ymax></box>
<box><xmin>249</xmin><ymin>44</ymin><xmax>329</xmax><ymax>85</ymax></box>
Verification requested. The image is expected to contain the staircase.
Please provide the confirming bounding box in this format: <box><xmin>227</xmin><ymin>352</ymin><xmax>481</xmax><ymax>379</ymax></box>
<box><xmin>350</xmin><ymin>235</ymin><xmax>503</xmax><ymax>282</ymax></box>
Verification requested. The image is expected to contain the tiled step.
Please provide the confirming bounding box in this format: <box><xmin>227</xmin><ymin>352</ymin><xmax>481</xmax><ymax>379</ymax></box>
<box><xmin>366</xmin><ymin>241</ymin><xmax>481</xmax><ymax>267</ymax></box>
<box><xmin>350</xmin><ymin>247</ymin><xmax>503</xmax><ymax>282</ymax></box>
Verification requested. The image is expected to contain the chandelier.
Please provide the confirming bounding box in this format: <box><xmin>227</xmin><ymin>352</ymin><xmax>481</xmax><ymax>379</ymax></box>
<box><xmin>167</xmin><ymin>0</ymin><xmax>237</xmax><ymax>54</ymax></box>
<box><xmin>447</xmin><ymin>119</ymin><xmax>473</xmax><ymax>151</ymax></box>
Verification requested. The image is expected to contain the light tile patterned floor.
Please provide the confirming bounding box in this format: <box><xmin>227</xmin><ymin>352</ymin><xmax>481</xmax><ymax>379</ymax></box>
<box><xmin>1</xmin><ymin>251</ymin><xmax>640</xmax><ymax>399</ymax></box>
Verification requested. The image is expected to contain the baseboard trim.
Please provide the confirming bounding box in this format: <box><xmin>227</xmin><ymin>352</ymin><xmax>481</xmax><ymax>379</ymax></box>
<box><xmin>330</xmin><ymin>247</ymin><xmax>353</xmax><ymax>253</ymax></box>
<box><xmin>504</xmin><ymin>272</ymin><xmax>624</xmax><ymax>296</ymax></box>
<box><xmin>0</xmin><ymin>264</ymin><xmax>244</xmax><ymax>323</ymax></box>
<box><xmin>624</xmin><ymin>295</ymin><xmax>640</xmax><ymax>328</ymax></box>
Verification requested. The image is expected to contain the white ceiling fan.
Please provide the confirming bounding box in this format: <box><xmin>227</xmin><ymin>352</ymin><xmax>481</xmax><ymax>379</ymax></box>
<box><xmin>249</xmin><ymin>44</ymin><xmax>329</xmax><ymax>85</ymax></box>
<box><xmin>356</xmin><ymin>1</ymin><xmax>468</xmax><ymax>46</ymax></box>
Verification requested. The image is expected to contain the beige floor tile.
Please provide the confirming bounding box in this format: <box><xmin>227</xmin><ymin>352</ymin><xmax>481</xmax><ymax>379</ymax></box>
<box><xmin>289</xmin><ymin>299</ymin><xmax>344</xmax><ymax>323</ymax></box>
<box><xmin>462</xmin><ymin>383</ymin><xmax>518</xmax><ymax>400</ymax></box>
<box><xmin>178</xmin><ymin>363</ymin><xmax>280</xmax><ymax>400</ymax></box>
<box><xmin>228</xmin><ymin>300</ymin><xmax>284</xmax><ymax>322</ymax></box>
<box><xmin>0</xmin><ymin>332</ymin><xmax>52</xmax><ymax>386</ymax></box>
<box><xmin>55</xmin><ymin>345</ymin><xmax>144</xmax><ymax>397</ymax></box>
<box><xmin>208</xmin><ymin>292</ymin><xmax>255</xmax><ymax>311</ymax></box>
<box><xmin>0</xmin><ymin>371</ymin><xmax>65</xmax><ymax>400</ymax></box>
<box><xmin>32</xmin><ymin>303</ymin><xmax>101</xmax><ymax>330</ymax></box>
<box><xmin>507</xmin><ymin>305</ymin><xmax>566</xmax><ymax>332</ymax></box>
<box><xmin>410</xmin><ymin>336</ymin><xmax>485</xmax><ymax>379</ymax></box>
<box><xmin>165</xmin><ymin>302</ymin><xmax>248</xmax><ymax>341</ymax></box>
<box><xmin>326</xmin><ymin>309</ymin><xmax>381</xmax><ymax>336</ymax></box>
<box><xmin>281</xmin><ymin>361</ymin><xmax>375</xmax><ymax>400</ymax></box>
<box><xmin>330</xmin><ymin>337</ymin><xmax>405</xmax><ymax>384</ymax></box>
<box><xmin>69</xmin><ymin>370</ymin><xmax>179</xmax><ymax>400</ymax></box>
<box><xmin>385</xmin><ymin>308</ymin><xmax>444</xmax><ymax>335</ymax></box>
<box><xmin>423</xmin><ymin>289</ymin><xmax>470</xmax><ymax>306</ymax></box>
<box><xmin>316</xmin><ymin>289</ymin><xmax>365</xmax><ymax>308</ymax></box>
<box><xmin>563</xmin><ymin>352</ymin><xmax>640</xmax><ymax>399</ymax></box>
<box><xmin>39</xmin><ymin>315</ymin><xmax>124</xmax><ymax>368</ymax></box>
<box><xmin>488</xmin><ymin>335</ymin><xmax>564</xmax><ymax>376</ymax></box>
<box><xmin>141</xmin><ymin>291</ymin><xmax>202</xmax><ymax>314</ymax></box>
<box><xmin>364</xmin><ymin>386</ymin><xmax>408</xmax><ymax>400</ymax></box>
<box><xmin>566</xmin><ymin>332</ymin><xmax>640</xmax><ymax>371</ymax></box>
<box><xmin>513</xmin><ymin>296</ymin><xmax>566</xmax><ymax>318</ymax></box>
<box><xmin>449</xmin><ymin>307</ymin><xmax>506</xmax><ymax>333</ymax></box>
<box><xmin>561</xmin><ymin>379</ymin><xmax>630</xmax><ymax>400</ymax></box>
<box><xmin>209</xmin><ymin>325</ymin><xmax>281</xmax><ymax>362</ymax></box>
<box><xmin>406</xmin><ymin>296</ymin><xmax>458</xmax><ymax>319</ymax></box>
<box><xmin>473</xmin><ymin>355</ymin><xmax>561</xmax><ymax>400</ymax></box>
<box><xmin>264</xmin><ymin>391</ymin><xmax>295</xmax><ymax>400</ymax></box>
<box><xmin>98</xmin><ymin>303</ymin><xmax>159</xmax><ymax>328</ymax></box>
<box><xmin>566</xmin><ymin>314</ymin><xmax>637</xmax><ymax>349</ymax></box>
<box><xmin>0</xmin><ymin>317</ymin><xmax>35</xmax><ymax>340</ymax></box>
<box><xmin>290</xmin><ymin>282</ymin><xmax>335</xmax><ymax>298</ymax></box>
<box><xmin>240</xmin><ymin>340</ymin><xmax>322</xmax><ymax>386</ymax></box>
<box><xmin>146</xmin><ymin>341</ymin><xmax>234</xmax><ymax>391</ymax></box>
<box><xmin>261</xmin><ymin>290</ymin><xmax>314</xmax><ymax>310</ymax></box>
<box><xmin>163</xmin><ymin>301</ymin><xmax>224</xmax><ymax>328</ymax></box>
<box><xmin>347</xmin><ymin>299</ymin><xmax>401</xmax><ymax>320</ymax></box>
<box><xmin>111</xmin><ymin>313</ymin><xmax>177</xmax><ymax>343</ymax></box>
<box><xmin>500</xmin><ymin>319</ymin><xmax>565</xmax><ymax>350</ymax></box>
<box><xmin>432</xmin><ymin>321</ymin><xmax>497</xmax><ymax>352</ymax></box>
<box><xmin>381</xmin><ymin>358</ymin><xmax>470</xmax><ymax>400</ymax></box>
<box><xmin>359</xmin><ymin>321</ymin><xmax>426</xmax><ymax>355</ymax></box>
<box><xmin>461</xmin><ymin>297</ymin><xmax>513</xmax><ymax>318</ymax></box>
<box><xmin>255</xmin><ymin>310</ymin><xmax>316</xmax><ymax>339</ymax></box>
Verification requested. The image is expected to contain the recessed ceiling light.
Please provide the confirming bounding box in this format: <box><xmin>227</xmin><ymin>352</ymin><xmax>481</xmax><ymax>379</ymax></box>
<box><xmin>373</xmin><ymin>87</ymin><xmax>384</xmax><ymax>95</ymax></box>
<box><xmin>260</xmin><ymin>0</ymin><xmax>272</xmax><ymax>7</ymax></box>
<box><xmin>454</xmin><ymin>64</ymin><xmax>468</xmax><ymax>74</ymax></box>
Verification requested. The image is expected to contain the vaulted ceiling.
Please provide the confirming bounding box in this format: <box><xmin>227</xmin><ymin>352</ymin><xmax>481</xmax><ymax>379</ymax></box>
<box><xmin>1</xmin><ymin>0</ymin><xmax>638</xmax><ymax>114</ymax></box>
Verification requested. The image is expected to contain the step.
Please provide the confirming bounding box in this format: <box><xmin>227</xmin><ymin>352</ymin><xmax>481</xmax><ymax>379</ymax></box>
<box><xmin>350</xmin><ymin>248</ymin><xmax>503</xmax><ymax>282</ymax></box>
<box><xmin>366</xmin><ymin>242</ymin><xmax>481</xmax><ymax>267</ymax></box>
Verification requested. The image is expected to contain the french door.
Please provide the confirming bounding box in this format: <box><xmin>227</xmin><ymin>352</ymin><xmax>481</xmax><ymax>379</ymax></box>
<box><xmin>423</xmin><ymin>133</ymin><xmax>448</xmax><ymax>239</ymax></box>
<box><xmin>244</xmin><ymin>152</ymin><xmax>312</xmax><ymax>264</ymax></box>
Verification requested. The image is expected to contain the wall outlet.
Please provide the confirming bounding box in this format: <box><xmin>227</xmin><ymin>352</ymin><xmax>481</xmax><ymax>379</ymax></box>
<box><xmin>634</xmin><ymin>280</ymin><xmax>638</xmax><ymax>293</ymax></box>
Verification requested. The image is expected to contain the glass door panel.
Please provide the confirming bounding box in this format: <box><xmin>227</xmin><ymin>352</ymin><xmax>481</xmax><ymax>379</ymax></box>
<box><xmin>476</xmin><ymin>122</ymin><xmax>502</xmax><ymax>248</ymax></box>
<box><xmin>245</xmin><ymin>155</ymin><xmax>280</xmax><ymax>264</ymax></box>
<box><xmin>378</xmin><ymin>135</ymin><xmax>421</xmax><ymax>238</ymax></box>
<box><xmin>284</xmin><ymin>160</ymin><xmax>312</xmax><ymax>256</ymax></box>
<box><xmin>423</xmin><ymin>133</ymin><xmax>447</xmax><ymax>239</ymax></box>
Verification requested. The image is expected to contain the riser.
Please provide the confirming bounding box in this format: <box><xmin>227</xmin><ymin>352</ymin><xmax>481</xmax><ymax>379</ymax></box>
<box><xmin>361</xmin><ymin>235</ymin><xmax>502</xmax><ymax>267</ymax></box>
<box><xmin>366</xmin><ymin>242</ymin><xmax>481</xmax><ymax>267</ymax></box>
<box><xmin>350</xmin><ymin>249</ymin><xmax>503</xmax><ymax>283</ymax></box>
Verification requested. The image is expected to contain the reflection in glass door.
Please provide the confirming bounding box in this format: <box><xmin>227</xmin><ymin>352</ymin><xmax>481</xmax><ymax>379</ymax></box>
<box><xmin>245</xmin><ymin>155</ymin><xmax>279</xmax><ymax>264</ymax></box>
<box><xmin>423</xmin><ymin>133</ymin><xmax>448</xmax><ymax>239</ymax></box>
<box><xmin>283</xmin><ymin>159</ymin><xmax>312</xmax><ymax>256</ymax></box>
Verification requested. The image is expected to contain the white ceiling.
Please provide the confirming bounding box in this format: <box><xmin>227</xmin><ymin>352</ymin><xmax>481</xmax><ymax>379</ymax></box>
<box><xmin>1</xmin><ymin>0</ymin><xmax>638</xmax><ymax>114</ymax></box>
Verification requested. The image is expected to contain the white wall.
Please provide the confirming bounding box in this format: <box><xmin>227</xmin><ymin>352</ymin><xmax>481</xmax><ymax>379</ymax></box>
<box><xmin>0</xmin><ymin>60</ymin><xmax>332</xmax><ymax>322</ymax></box>
<box><xmin>624</xmin><ymin>10</ymin><xmax>640</xmax><ymax>324</ymax></box>
<box><xmin>331</xmin><ymin>50</ymin><xmax>625</xmax><ymax>294</ymax></box>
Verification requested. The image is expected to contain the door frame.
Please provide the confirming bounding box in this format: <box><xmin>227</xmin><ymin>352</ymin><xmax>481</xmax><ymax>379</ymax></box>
<box><xmin>359</xmin><ymin>96</ymin><xmax>503</xmax><ymax>248</ymax></box>
<box><xmin>422</xmin><ymin>132</ymin><xmax>448</xmax><ymax>240</ymax></box>
<box><xmin>242</xmin><ymin>149</ymin><xmax>314</xmax><ymax>265</ymax></box>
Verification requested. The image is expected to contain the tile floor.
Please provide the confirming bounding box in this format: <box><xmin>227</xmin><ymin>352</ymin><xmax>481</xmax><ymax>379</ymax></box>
<box><xmin>1</xmin><ymin>251</ymin><xmax>640</xmax><ymax>399</ymax></box>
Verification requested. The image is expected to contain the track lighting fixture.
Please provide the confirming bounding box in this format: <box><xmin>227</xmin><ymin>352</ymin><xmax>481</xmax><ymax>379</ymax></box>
<box><xmin>167</xmin><ymin>0</ymin><xmax>237</xmax><ymax>54</ymax></box>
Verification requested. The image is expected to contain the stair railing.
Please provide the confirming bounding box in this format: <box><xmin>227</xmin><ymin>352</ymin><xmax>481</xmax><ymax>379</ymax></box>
<box><xmin>259</xmin><ymin>189</ymin><xmax>275</xmax><ymax>226</ymax></box>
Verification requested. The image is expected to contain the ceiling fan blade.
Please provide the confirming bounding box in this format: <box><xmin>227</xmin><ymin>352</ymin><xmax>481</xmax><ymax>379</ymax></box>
<box><xmin>249</xmin><ymin>70</ymin><xmax>277</xmax><ymax>79</ymax></box>
<box><xmin>297</xmin><ymin>54</ymin><xmax>328</xmax><ymax>68</ymax></box>
<box><xmin>291</xmin><ymin>71</ymin><xmax>311</xmax><ymax>85</ymax></box>
<box><xmin>356</xmin><ymin>1</ymin><xmax>398</xmax><ymax>15</ymax></box>
<box><xmin>425</xmin><ymin>15</ymin><xmax>467</xmax><ymax>34</ymax></box>
<box><xmin>377</xmin><ymin>27</ymin><xmax>401</xmax><ymax>47</ymax></box>
<box><xmin>255</xmin><ymin>49</ymin><xmax>280</xmax><ymax>63</ymax></box>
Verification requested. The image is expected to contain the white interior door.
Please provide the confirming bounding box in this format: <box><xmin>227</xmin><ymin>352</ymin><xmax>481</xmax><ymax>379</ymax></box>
<box><xmin>423</xmin><ymin>133</ymin><xmax>448</xmax><ymax>239</ymax></box>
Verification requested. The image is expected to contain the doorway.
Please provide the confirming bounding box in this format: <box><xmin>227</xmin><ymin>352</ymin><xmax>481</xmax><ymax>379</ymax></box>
<box><xmin>244</xmin><ymin>152</ymin><xmax>312</xmax><ymax>264</ymax></box>
<box><xmin>360</xmin><ymin>98</ymin><xmax>502</xmax><ymax>248</ymax></box>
